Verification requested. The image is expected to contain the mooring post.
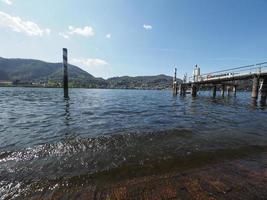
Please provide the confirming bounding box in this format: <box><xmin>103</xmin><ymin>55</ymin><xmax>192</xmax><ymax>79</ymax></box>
<box><xmin>212</xmin><ymin>85</ymin><xmax>217</xmax><ymax>98</ymax></box>
<box><xmin>252</xmin><ymin>76</ymin><xmax>259</xmax><ymax>99</ymax></box>
<box><xmin>191</xmin><ymin>84</ymin><xmax>197</xmax><ymax>97</ymax></box>
<box><xmin>260</xmin><ymin>77</ymin><xmax>267</xmax><ymax>105</ymax></box>
<box><xmin>221</xmin><ymin>85</ymin><xmax>225</xmax><ymax>97</ymax></box>
<box><xmin>63</xmin><ymin>48</ymin><xmax>69</xmax><ymax>99</ymax></box>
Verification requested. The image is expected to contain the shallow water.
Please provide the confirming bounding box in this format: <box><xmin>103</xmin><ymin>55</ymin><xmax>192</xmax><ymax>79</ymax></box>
<box><xmin>0</xmin><ymin>87</ymin><xmax>266</xmax><ymax>199</ymax></box>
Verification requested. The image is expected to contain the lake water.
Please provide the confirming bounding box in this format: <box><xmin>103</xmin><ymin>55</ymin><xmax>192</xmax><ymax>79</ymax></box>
<box><xmin>0</xmin><ymin>87</ymin><xmax>267</xmax><ymax>199</ymax></box>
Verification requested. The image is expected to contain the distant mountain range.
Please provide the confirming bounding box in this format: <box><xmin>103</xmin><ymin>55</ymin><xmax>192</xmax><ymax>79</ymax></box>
<box><xmin>0</xmin><ymin>57</ymin><xmax>177</xmax><ymax>89</ymax></box>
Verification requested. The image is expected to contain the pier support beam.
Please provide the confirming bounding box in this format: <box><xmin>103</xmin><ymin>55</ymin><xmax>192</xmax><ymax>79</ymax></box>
<box><xmin>63</xmin><ymin>48</ymin><xmax>69</xmax><ymax>99</ymax></box>
<box><xmin>251</xmin><ymin>76</ymin><xmax>259</xmax><ymax>99</ymax></box>
<box><xmin>212</xmin><ymin>85</ymin><xmax>217</xmax><ymax>98</ymax></box>
<box><xmin>260</xmin><ymin>77</ymin><xmax>267</xmax><ymax>105</ymax></box>
<box><xmin>221</xmin><ymin>85</ymin><xmax>225</xmax><ymax>97</ymax></box>
<box><xmin>191</xmin><ymin>84</ymin><xmax>197</xmax><ymax>97</ymax></box>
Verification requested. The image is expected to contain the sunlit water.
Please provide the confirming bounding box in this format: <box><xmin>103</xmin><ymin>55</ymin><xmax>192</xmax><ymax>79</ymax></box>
<box><xmin>0</xmin><ymin>87</ymin><xmax>267</xmax><ymax>199</ymax></box>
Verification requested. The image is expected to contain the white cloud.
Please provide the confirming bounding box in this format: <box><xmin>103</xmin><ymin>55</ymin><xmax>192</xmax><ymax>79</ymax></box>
<box><xmin>71</xmin><ymin>58</ymin><xmax>109</xmax><ymax>77</ymax></box>
<box><xmin>72</xmin><ymin>58</ymin><xmax>108</xmax><ymax>67</ymax></box>
<box><xmin>106</xmin><ymin>33</ymin><xmax>111</xmax><ymax>39</ymax></box>
<box><xmin>143</xmin><ymin>24</ymin><xmax>152</xmax><ymax>30</ymax></box>
<box><xmin>59</xmin><ymin>32</ymin><xmax>69</xmax><ymax>39</ymax></box>
<box><xmin>45</xmin><ymin>29</ymin><xmax>51</xmax><ymax>34</ymax></box>
<box><xmin>68</xmin><ymin>25</ymin><xmax>94</xmax><ymax>37</ymax></box>
<box><xmin>1</xmin><ymin>0</ymin><xmax>12</xmax><ymax>5</ymax></box>
<box><xmin>0</xmin><ymin>11</ymin><xmax>50</xmax><ymax>37</ymax></box>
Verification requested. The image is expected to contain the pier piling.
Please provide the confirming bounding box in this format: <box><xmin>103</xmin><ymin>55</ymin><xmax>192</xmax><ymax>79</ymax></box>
<box><xmin>227</xmin><ymin>86</ymin><xmax>231</xmax><ymax>96</ymax></box>
<box><xmin>221</xmin><ymin>85</ymin><xmax>225</xmax><ymax>97</ymax></box>
<box><xmin>180</xmin><ymin>84</ymin><xmax>186</xmax><ymax>96</ymax></box>
<box><xmin>191</xmin><ymin>84</ymin><xmax>197</xmax><ymax>97</ymax></box>
<box><xmin>260</xmin><ymin>77</ymin><xmax>267</xmax><ymax>105</ymax></box>
<box><xmin>252</xmin><ymin>76</ymin><xmax>259</xmax><ymax>99</ymax></box>
<box><xmin>233</xmin><ymin>85</ymin><xmax>237</xmax><ymax>96</ymax></box>
<box><xmin>212</xmin><ymin>85</ymin><xmax>217</xmax><ymax>98</ymax></box>
<box><xmin>178</xmin><ymin>84</ymin><xmax>182</xmax><ymax>95</ymax></box>
<box><xmin>63</xmin><ymin>48</ymin><xmax>69</xmax><ymax>99</ymax></box>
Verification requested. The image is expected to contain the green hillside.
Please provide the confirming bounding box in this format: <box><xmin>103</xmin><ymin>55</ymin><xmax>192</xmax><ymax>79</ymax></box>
<box><xmin>0</xmin><ymin>57</ymin><xmax>174</xmax><ymax>89</ymax></box>
<box><xmin>107</xmin><ymin>75</ymin><xmax>175</xmax><ymax>89</ymax></box>
<box><xmin>0</xmin><ymin>57</ymin><xmax>107</xmax><ymax>88</ymax></box>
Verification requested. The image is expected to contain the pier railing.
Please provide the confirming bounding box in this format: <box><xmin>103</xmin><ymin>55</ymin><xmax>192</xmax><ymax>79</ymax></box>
<box><xmin>188</xmin><ymin>62</ymin><xmax>267</xmax><ymax>83</ymax></box>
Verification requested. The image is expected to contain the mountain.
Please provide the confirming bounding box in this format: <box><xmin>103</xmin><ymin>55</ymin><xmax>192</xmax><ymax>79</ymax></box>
<box><xmin>0</xmin><ymin>57</ymin><xmax>175</xmax><ymax>89</ymax></box>
<box><xmin>0</xmin><ymin>57</ymin><xmax>107</xmax><ymax>88</ymax></box>
<box><xmin>107</xmin><ymin>75</ymin><xmax>174</xmax><ymax>89</ymax></box>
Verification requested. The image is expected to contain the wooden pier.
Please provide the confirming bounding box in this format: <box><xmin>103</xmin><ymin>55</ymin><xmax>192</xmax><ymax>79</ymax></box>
<box><xmin>174</xmin><ymin>62</ymin><xmax>267</xmax><ymax>105</ymax></box>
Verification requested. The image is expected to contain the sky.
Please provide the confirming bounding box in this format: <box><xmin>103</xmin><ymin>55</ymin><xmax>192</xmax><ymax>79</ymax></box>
<box><xmin>0</xmin><ymin>0</ymin><xmax>267</xmax><ymax>79</ymax></box>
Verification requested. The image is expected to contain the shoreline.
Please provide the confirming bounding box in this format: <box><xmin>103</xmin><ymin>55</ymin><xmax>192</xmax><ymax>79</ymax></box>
<box><xmin>13</xmin><ymin>145</ymin><xmax>267</xmax><ymax>199</ymax></box>
<box><xmin>0</xmin><ymin>85</ymin><xmax>171</xmax><ymax>91</ymax></box>
<box><xmin>21</xmin><ymin>151</ymin><xmax>267</xmax><ymax>200</ymax></box>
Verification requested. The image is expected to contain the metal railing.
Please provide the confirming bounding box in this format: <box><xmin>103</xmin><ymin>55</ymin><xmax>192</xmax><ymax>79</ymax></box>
<box><xmin>188</xmin><ymin>62</ymin><xmax>267</xmax><ymax>83</ymax></box>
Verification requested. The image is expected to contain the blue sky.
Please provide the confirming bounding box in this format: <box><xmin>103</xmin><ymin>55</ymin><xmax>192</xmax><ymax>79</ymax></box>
<box><xmin>0</xmin><ymin>0</ymin><xmax>267</xmax><ymax>78</ymax></box>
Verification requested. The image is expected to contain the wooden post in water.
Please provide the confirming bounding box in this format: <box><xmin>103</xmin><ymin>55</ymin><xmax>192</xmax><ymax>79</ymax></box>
<box><xmin>212</xmin><ymin>85</ymin><xmax>217</xmax><ymax>98</ymax></box>
<box><xmin>63</xmin><ymin>48</ymin><xmax>69</xmax><ymax>99</ymax></box>
<box><xmin>260</xmin><ymin>77</ymin><xmax>267</xmax><ymax>105</ymax></box>
<box><xmin>252</xmin><ymin>76</ymin><xmax>259</xmax><ymax>99</ymax></box>
<box><xmin>221</xmin><ymin>84</ymin><xmax>225</xmax><ymax>97</ymax></box>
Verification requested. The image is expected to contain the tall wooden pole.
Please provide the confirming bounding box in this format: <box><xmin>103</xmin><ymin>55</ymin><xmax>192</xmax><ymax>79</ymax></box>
<box><xmin>63</xmin><ymin>48</ymin><xmax>69</xmax><ymax>99</ymax></box>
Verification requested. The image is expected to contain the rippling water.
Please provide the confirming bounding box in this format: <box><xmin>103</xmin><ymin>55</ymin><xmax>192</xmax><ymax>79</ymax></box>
<box><xmin>0</xmin><ymin>87</ymin><xmax>267</xmax><ymax>199</ymax></box>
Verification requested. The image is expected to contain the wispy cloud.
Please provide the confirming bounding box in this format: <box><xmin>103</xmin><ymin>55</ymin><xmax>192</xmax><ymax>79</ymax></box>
<box><xmin>106</xmin><ymin>33</ymin><xmax>111</xmax><ymax>39</ymax></box>
<box><xmin>68</xmin><ymin>25</ymin><xmax>94</xmax><ymax>37</ymax></box>
<box><xmin>0</xmin><ymin>11</ymin><xmax>50</xmax><ymax>37</ymax></box>
<box><xmin>71</xmin><ymin>58</ymin><xmax>109</xmax><ymax>77</ymax></box>
<box><xmin>59</xmin><ymin>32</ymin><xmax>69</xmax><ymax>39</ymax></box>
<box><xmin>1</xmin><ymin>0</ymin><xmax>12</xmax><ymax>5</ymax></box>
<box><xmin>59</xmin><ymin>25</ymin><xmax>95</xmax><ymax>39</ymax></box>
<box><xmin>72</xmin><ymin>58</ymin><xmax>108</xmax><ymax>67</ymax></box>
<box><xmin>143</xmin><ymin>24</ymin><xmax>152</xmax><ymax>30</ymax></box>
